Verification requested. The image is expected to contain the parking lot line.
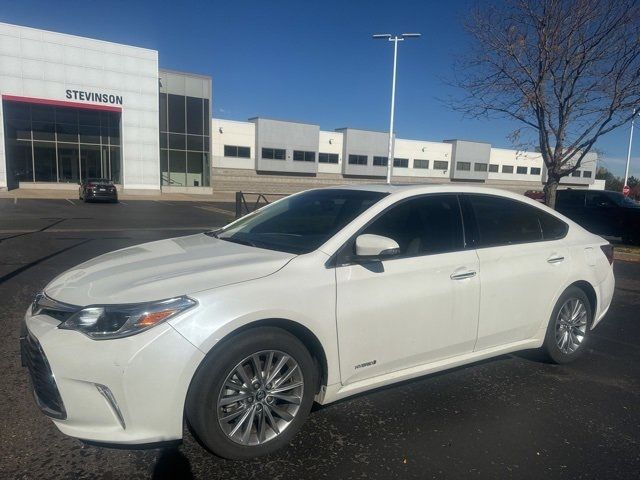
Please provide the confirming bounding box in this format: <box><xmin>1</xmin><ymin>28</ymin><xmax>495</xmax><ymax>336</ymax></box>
<box><xmin>66</xmin><ymin>199</ymin><xmax>76</xmax><ymax>206</ymax></box>
<box><xmin>14</xmin><ymin>197</ymin><xmax>17</xmax><ymax>205</ymax></box>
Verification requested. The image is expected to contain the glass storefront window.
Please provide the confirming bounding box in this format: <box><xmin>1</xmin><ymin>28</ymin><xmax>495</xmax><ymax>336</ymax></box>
<box><xmin>160</xmin><ymin>91</ymin><xmax>210</xmax><ymax>188</ymax></box>
<box><xmin>33</xmin><ymin>142</ymin><xmax>57</xmax><ymax>182</ymax></box>
<box><xmin>187</xmin><ymin>152</ymin><xmax>204</xmax><ymax>187</ymax></box>
<box><xmin>168</xmin><ymin>94</ymin><xmax>185</xmax><ymax>133</ymax></box>
<box><xmin>186</xmin><ymin>97</ymin><xmax>203</xmax><ymax>135</ymax></box>
<box><xmin>169</xmin><ymin>150</ymin><xmax>186</xmax><ymax>186</ymax></box>
<box><xmin>58</xmin><ymin>144</ymin><xmax>80</xmax><ymax>183</ymax></box>
<box><xmin>2</xmin><ymin>100</ymin><xmax>122</xmax><ymax>185</ymax></box>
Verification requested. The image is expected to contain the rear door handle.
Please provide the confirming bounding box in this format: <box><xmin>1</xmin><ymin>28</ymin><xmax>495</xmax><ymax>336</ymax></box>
<box><xmin>450</xmin><ymin>270</ymin><xmax>477</xmax><ymax>280</ymax></box>
<box><xmin>547</xmin><ymin>255</ymin><xmax>565</xmax><ymax>264</ymax></box>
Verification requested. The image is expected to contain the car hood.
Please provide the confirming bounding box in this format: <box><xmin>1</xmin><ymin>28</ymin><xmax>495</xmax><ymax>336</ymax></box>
<box><xmin>44</xmin><ymin>234</ymin><xmax>295</xmax><ymax>305</ymax></box>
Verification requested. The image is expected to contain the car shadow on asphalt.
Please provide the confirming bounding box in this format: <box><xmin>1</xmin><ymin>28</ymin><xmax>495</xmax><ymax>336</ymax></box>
<box><xmin>152</xmin><ymin>448</ymin><xmax>194</xmax><ymax>480</ymax></box>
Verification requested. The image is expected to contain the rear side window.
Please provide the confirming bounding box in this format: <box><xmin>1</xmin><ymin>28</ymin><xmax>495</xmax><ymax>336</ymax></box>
<box><xmin>468</xmin><ymin>195</ymin><xmax>542</xmax><ymax>247</ymax></box>
<box><xmin>538</xmin><ymin>210</ymin><xmax>568</xmax><ymax>240</ymax></box>
<box><xmin>362</xmin><ymin>194</ymin><xmax>464</xmax><ymax>256</ymax></box>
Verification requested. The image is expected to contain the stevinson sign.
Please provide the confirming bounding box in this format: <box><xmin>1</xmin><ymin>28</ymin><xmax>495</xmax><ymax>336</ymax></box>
<box><xmin>65</xmin><ymin>89</ymin><xmax>123</xmax><ymax>105</ymax></box>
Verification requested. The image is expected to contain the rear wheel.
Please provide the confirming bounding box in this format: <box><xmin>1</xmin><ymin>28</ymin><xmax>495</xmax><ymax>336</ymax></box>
<box><xmin>541</xmin><ymin>286</ymin><xmax>592</xmax><ymax>363</ymax></box>
<box><xmin>186</xmin><ymin>327</ymin><xmax>316</xmax><ymax>459</ymax></box>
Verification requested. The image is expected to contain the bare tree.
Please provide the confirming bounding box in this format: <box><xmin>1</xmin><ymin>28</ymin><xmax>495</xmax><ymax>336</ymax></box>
<box><xmin>452</xmin><ymin>0</ymin><xmax>640</xmax><ymax>207</ymax></box>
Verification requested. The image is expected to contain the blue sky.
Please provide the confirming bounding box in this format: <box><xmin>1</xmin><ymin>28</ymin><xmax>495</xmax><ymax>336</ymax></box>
<box><xmin>2</xmin><ymin>0</ymin><xmax>637</xmax><ymax>178</ymax></box>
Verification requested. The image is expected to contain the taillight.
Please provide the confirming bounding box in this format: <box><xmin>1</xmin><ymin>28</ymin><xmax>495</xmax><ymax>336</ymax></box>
<box><xmin>87</xmin><ymin>183</ymin><xmax>95</xmax><ymax>188</ymax></box>
<box><xmin>600</xmin><ymin>244</ymin><xmax>614</xmax><ymax>265</ymax></box>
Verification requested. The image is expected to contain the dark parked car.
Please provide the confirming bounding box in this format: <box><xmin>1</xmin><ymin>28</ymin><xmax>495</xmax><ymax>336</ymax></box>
<box><xmin>555</xmin><ymin>189</ymin><xmax>640</xmax><ymax>244</ymax></box>
<box><xmin>79</xmin><ymin>178</ymin><xmax>118</xmax><ymax>203</ymax></box>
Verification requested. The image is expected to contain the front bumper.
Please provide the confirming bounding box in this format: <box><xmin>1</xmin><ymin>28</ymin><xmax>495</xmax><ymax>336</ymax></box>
<box><xmin>22</xmin><ymin>312</ymin><xmax>204</xmax><ymax>445</ymax></box>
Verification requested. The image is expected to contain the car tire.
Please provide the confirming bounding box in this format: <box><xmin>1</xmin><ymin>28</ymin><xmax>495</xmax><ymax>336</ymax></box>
<box><xmin>541</xmin><ymin>286</ymin><xmax>593</xmax><ymax>364</ymax></box>
<box><xmin>186</xmin><ymin>326</ymin><xmax>317</xmax><ymax>459</ymax></box>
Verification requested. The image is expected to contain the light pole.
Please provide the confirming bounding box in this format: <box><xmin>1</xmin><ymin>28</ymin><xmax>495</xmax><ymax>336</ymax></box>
<box><xmin>373</xmin><ymin>33</ymin><xmax>421</xmax><ymax>184</ymax></box>
<box><xmin>623</xmin><ymin>108</ymin><xmax>638</xmax><ymax>192</ymax></box>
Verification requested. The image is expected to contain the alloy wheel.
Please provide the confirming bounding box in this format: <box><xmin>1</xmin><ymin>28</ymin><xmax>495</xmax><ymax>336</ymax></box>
<box><xmin>555</xmin><ymin>298</ymin><xmax>588</xmax><ymax>354</ymax></box>
<box><xmin>217</xmin><ymin>350</ymin><xmax>304</xmax><ymax>446</ymax></box>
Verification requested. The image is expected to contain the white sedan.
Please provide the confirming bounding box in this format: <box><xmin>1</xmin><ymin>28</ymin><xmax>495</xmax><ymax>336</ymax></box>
<box><xmin>22</xmin><ymin>185</ymin><xmax>615</xmax><ymax>459</ymax></box>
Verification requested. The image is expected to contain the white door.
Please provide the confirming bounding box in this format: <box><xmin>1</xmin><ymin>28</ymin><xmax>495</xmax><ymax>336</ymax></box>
<box><xmin>335</xmin><ymin>194</ymin><xmax>480</xmax><ymax>385</ymax></box>
<box><xmin>464</xmin><ymin>194</ymin><xmax>571</xmax><ymax>350</ymax></box>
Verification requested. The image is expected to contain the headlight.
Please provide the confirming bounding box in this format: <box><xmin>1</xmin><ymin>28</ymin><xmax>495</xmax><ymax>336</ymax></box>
<box><xmin>58</xmin><ymin>296</ymin><xmax>196</xmax><ymax>340</ymax></box>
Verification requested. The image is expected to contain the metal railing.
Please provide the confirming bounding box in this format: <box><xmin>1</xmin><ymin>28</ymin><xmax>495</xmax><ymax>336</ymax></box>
<box><xmin>234</xmin><ymin>191</ymin><xmax>289</xmax><ymax>219</ymax></box>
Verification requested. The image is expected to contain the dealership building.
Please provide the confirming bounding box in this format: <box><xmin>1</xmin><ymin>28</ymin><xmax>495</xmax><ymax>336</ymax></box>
<box><xmin>0</xmin><ymin>22</ymin><xmax>601</xmax><ymax>196</ymax></box>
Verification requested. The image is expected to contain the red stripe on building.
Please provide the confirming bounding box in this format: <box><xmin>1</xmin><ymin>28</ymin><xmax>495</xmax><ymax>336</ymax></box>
<box><xmin>1</xmin><ymin>95</ymin><xmax>122</xmax><ymax>112</ymax></box>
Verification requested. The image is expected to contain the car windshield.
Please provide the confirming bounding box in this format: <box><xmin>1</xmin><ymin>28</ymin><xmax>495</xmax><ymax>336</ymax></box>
<box><xmin>210</xmin><ymin>189</ymin><xmax>388</xmax><ymax>254</ymax></box>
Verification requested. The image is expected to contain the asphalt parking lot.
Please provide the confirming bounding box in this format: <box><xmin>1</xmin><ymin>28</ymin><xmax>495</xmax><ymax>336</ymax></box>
<box><xmin>1</xmin><ymin>198</ymin><xmax>639</xmax><ymax>480</ymax></box>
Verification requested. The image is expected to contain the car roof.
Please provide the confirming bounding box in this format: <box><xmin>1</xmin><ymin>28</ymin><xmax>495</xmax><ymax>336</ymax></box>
<box><xmin>319</xmin><ymin>182</ymin><xmax>535</xmax><ymax>199</ymax></box>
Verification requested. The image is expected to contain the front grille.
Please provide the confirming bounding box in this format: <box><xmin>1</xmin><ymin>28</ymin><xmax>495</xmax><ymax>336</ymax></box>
<box><xmin>21</xmin><ymin>330</ymin><xmax>67</xmax><ymax>420</ymax></box>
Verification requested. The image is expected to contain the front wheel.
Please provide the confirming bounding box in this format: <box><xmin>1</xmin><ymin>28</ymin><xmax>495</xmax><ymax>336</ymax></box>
<box><xmin>186</xmin><ymin>327</ymin><xmax>317</xmax><ymax>459</ymax></box>
<box><xmin>541</xmin><ymin>286</ymin><xmax>592</xmax><ymax>364</ymax></box>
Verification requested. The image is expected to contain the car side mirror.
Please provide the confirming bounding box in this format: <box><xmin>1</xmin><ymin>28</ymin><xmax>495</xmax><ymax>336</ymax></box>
<box><xmin>354</xmin><ymin>234</ymin><xmax>401</xmax><ymax>260</ymax></box>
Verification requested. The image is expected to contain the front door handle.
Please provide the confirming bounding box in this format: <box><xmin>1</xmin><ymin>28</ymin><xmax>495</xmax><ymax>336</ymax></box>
<box><xmin>547</xmin><ymin>255</ymin><xmax>565</xmax><ymax>264</ymax></box>
<box><xmin>450</xmin><ymin>270</ymin><xmax>477</xmax><ymax>280</ymax></box>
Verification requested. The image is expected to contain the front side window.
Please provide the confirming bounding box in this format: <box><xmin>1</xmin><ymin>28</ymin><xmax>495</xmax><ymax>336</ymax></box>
<box><xmin>586</xmin><ymin>192</ymin><xmax>616</xmax><ymax>208</ymax></box>
<box><xmin>215</xmin><ymin>189</ymin><xmax>387</xmax><ymax>254</ymax></box>
<box><xmin>467</xmin><ymin>194</ymin><xmax>543</xmax><ymax>247</ymax></box>
<box><xmin>362</xmin><ymin>194</ymin><xmax>464</xmax><ymax>257</ymax></box>
<box><xmin>556</xmin><ymin>190</ymin><xmax>585</xmax><ymax>207</ymax></box>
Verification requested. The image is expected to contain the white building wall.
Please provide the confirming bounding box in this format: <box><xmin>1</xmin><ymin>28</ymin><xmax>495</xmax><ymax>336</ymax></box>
<box><xmin>318</xmin><ymin>130</ymin><xmax>342</xmax><ymax>174</ymax></box>
<box><xmin>0</xmin><ymin>23</ymin><xmax>159</xmax><ymax>189</ymax></box>
<box><xmin>488</xmin><ymin>148</ymin><xmax>544</xmax><ymax>182</ymax></box>
<box><xmin>393</xmin><ymin>139</ymin><xmax>452</xmax><ymax>179</ymax></box>
<box><xmin>212</xmin><ymin>118</ymin><xmax>255</xmax><ymax>169</ymax></box>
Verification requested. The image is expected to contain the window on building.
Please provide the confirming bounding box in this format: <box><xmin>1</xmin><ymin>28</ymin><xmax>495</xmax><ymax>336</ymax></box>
<box><xmin>474</xmin><ymin>163</ymin><xmax>488</xmax><ymax>172</ymax></box>
<box><xmin>572</xmin><ymin>170</ymin><xmax>581</xmax><ymax>177</ymax></box>
<box><xmin>488</xmin><ymin>164</ymin><xmax>499</xmax><ymax>172</ymax></box>
<box><xmin>468</xmin><ymin>194</ymin><xmax>543</xmax><ymax>246</ymax></box>
<box><xmin>160</xmin><ymin>92</ymin><xmax>210</xmax><ymax>187</ymax></box>
<box><xmin>349</xmin><ymin>154</ymin><xmax>368</xmax><ymax>165</ymax></box>
<box><xmin>530</xmin><ymin>167</ymin><xmax>541</xmax><ymax>175</ymax></box>
<box><xmin>362</xmin><ymin>194</ymin><xmax>464</xmax><ymax>256</ymax></box>
<box><xmin>393</xmin><ymin>158</ymin><xmax>409</xmax><ymax>168</ymax></box>
<box><xmin>262</xmin><ymin>148</ymin><xmax>286</xmax><ymax>160</ymax></box>
<box><xmin>583</xmin><ymin>170</ymin><xmax>592</xmax><ymax>178</ymax></box>
<box><xmin>433</xmin><ymin>160</ymin><xmax>448</xmax><ymax>170</ymax></box>
<box><xmin>2</xmin><ymin>100</ymin><xmax>122</xmax><ymax>185</ymax></box>
<box><xmin>516</xmin><ymin>166</ymin><xmax>528</xmax><ymax>174</ymax></box>
<box><xmin>413</xmin><ymin>159</ymin><xmax>429</xmax><ymax>169</ymax></box>
<box><xmin>456</xmin><ymin>162</ymin><xmax>471</xmax><ymax>171</ymax></box>
<box><xmin>224</xmin><ymin>145</ymin><xmax>251</xmax><ymax>158</ymax></box>
<box><xmin>293</xmin><ymin>150</ymin><xmax>316</xmax><ymax>162</ymax></box>
<box><xmin>373</xmin><ymin>156</ymin><xmax>388</xmax><ymax>166</ymax></box>
<box><xmin>318</xmin><ymin>153</ymin><xmax>339</xmax><ymax>164</ymax></box>
<box><xmin>502</xmin><ymin>165</ymin><xmax>514</xmax><ymax>173</ymax></box>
